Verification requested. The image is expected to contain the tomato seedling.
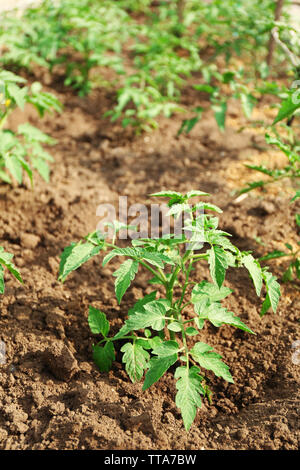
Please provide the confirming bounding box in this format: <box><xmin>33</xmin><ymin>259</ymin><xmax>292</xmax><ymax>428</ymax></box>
<box><xmin>59</xmin><ymin>191</ymin><xmax>280</xmax><ymax>430</ymax></box>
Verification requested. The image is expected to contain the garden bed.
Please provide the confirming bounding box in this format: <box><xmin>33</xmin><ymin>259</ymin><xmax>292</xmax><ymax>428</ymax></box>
<box><xmin>0</xmin><ymin>77</ymin><xmax>299</xmax><ymax>450</ymax></box>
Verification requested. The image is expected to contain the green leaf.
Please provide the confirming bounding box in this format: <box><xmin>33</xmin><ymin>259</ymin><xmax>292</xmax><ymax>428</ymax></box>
<box><xmin>102</xmin><ymin>247</ymin><xmax>139</xmax><ymax>265</ymax></box>
<box><xmin>240</xmin><ymin>93</ymin><xmax>255</xmax><ymax>118</ymax></box>
<box><xmin>4</xmin><ymin>154</ymin><xmax>23</xmax><ymax>184</ymax></box>
<box><xmin>92</xmin><ymin>341</ymin><xmax>115</xmax><ymax>372</ymax></box>
<box><xmin>7</xmin><ymin>83</ymin><xmax>26</xmax><ymax>109</ymax></box>
<box><xmin>0</xmin><ymin>265</ymin><xmax>5</xmax><ymax>294</ymax></box>
<box><xmin>194</xmin><ymin>302</ymin><xmax>254</xmax><ymax>334</ymax></box>
<box><xmin>167</xmin><ymin>203</ymin><xmax>191</xmax><ymax>219</ymax></box>
<box><xmin>185</xmin><ymin>327</ymin><xmax>199</xmax><ymax>336</ymax></box>
<box><xmin>128</xmin><ymin>292</ymin><xmax>157</xmax><ymax>316</ymax></box>
<box><xmin>59</xmin><ymin>241</ymin><xmax>103</xmax><ymax>282</ymax></box>
<box><xmin>213</xmin><ymin>101</ymin><xmax>227</xmax><ymax>131</ymax></box>
<box><xmin>261</xmin><ymin>271</ymin><xmax>280</xmax><ymax>315</ymax></box>
<box><xmin>150</xmin><ymin>191</ymin><xmax>185</xmax><ymax>207</ymax></box>
<box><xmin>185</xmin><ymin>190</ymin><xmax>210</xmax><ymax>199</ymax></box>
<box><xmin>291</xmin><ymin>191</ymin><xmax>300</xmax><ymax>203</ymax></box>
<box><xmin>125</xmin><ymin>300</ymin><xmax>167</xmax><ymax>332</ymax></box>
<box><xmin>191</xmin><ymin>342</ymin><xmax>234</xmax><ymax>383</ymax></box>
<box><xmin>152</xmin><ymin>340</ymin><xmax>180</xmax><ymax>356</ymax></box>
<box><xmin>0</xmin><ymin>247</ymin><xmax>23</xmax><ymax>284</ymax></box>
<box><xmin>121</xmin><ymin>342</ymin><xmax>150</xmax><ymax>382</ymax></box>
<box><xmin>18</xmin><ymin>123</ymin><xmax>55</xmax><ymax>144</ymax></box>
<box><xmin>113</xmin><ymin>259</ymin><xmax>139</xmax><ymax>304</ymax></box>
<box><xmin>259</xmin><ymin>250</ymin><xmax>287</xmax><ymax>261</ymax></box>
<box><xmin>191</xmin><ymin>281</ymin><xmax>232</xmax><ymax>304</ymax></box>
<box><xmin>282</xmin><ymin>264</ymin><xmax>294</xmax><ymax>282</ymax></box>
<box><xmin>143</xmin><ymin>353</ymin><xmax>178</xmax><ymax>390</ymax></box>
<box><xmin>167</xmin><ymin>322</ymin><xmax>182</xmax><ymax>332</ymax></box>
<box><xmin>175</xmin><ymin>366</ymin><xmax>204</xmax><ymax>431</ymax></box>
<box><xmin>208</xmin><ymin>246</ymin><xmax>228</xmax><ymax>288</ymax></box>
<box><xmin>141</xmin><ymin>250</ymin><xmax>174</xmax><ymax>268</ymax></box>
<box><xmin>113</xmin><ymin>292</ymin><xmax>158</xmax><ymax>340</ymax></box>
<box><xmin>241</xmin><ymin>254</ymin><xmax>263</xmax><ymax>296</ymax></box>
<box><xmin>31</xmin><ymin>156</ymin><xmax>50</xmax><ymax>182</ymax></box>
<box><xmin>273</xmin><ymin>95</ymin><xmax>300</xmax><ymax>125</ymax></box>
<box><xmin>88</xmin><ymin>306</ymin><xmax>110</xmax><ymax>337</ymax></box>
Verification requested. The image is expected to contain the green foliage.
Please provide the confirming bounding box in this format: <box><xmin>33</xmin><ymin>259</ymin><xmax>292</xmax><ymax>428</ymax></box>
<box><xmin>240</xmin><ymin>132</ymin><xmax>300</xmax><ymax>196</ymax></box>
<box><xmin>0</xmin><ymin>69</ymin><xmax>61</xmax><ymax>184</ymax></box>
<box><xmin>59</xmin><ymin>191</ymin><xmax>280</xmax><ymax>430</ymax></box>
<box><xmin>259</xmin><ymin>211</ymin><xmax>300</xmax><ymax>283</ymax></box>
<box><xmin>0</xmin><ymin>0</ymin><xmax>131</xmax><ymax>96</ymax></box>
<box><xmin>0</xmin><ymin>246</ymin><xmax>23</xmax><ymax>294</ymax></box>
<box><xmin>0</xmin><ymin>0</ymin><xmax>289</xmax><ymax>130</ymax></box>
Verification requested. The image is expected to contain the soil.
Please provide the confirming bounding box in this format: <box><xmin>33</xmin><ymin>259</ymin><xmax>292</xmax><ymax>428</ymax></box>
<box><xmin>0</xmin><ymin>74</ymin><xmax>299</xmax><ymax>450</ymax></box>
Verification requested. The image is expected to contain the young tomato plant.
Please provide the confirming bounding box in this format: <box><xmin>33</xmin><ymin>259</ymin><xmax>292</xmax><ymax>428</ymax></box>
<box><xmin>59</xmin><ymin>191</ymin><xmax>280</xmax><ymax>431</ymax></box>
<box><xmin>240</xmin><ymin>132</ymin><xmax>300</xmax><ymax>195</ymax></box>
<box><xmin>0</xmin><ymin>70</ymin><xmax>61</xmax><ymax>184</ymax></box>
<box><xmin>0</xmin><ymin>246</ymin><xmax>22</xmax><ymax>294</ymax></box>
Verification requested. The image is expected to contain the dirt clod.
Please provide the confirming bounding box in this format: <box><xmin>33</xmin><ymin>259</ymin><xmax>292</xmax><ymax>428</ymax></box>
<box><xmin>42</xmin><ymin>341</ymin><xmax>79</xmax><ymax>381</ymax></box>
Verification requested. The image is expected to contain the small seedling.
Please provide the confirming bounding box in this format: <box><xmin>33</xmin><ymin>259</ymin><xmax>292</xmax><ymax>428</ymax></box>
<box><xmin>0</xmin><ymin>246</ymin><xmax>22</xmax><ymax>294</ymax></box>
<box><xmin>240</xmin><ymin>132</ymin><xmax>300</xmax><ymax>195</ymax></box>
<box><xmin>0</xmin><ymin>70</ymin><xmax>61</xmax><ymax>184</ymax></box>
<box><xmin>59</xmin><ymin>191</ymin><xmax>280</xmax><ymax>430</ymax></box>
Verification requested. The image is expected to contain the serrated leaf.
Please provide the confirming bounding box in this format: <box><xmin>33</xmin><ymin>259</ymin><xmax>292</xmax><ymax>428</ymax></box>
<box><xmin>191</xmin><ymin>281</ymin><xmax>232</xmax><ymax>304</ymax></box>
<box><xmin>59</xmin><ymin>241</ymin><xmax>103</xmax><ymax>282</ymax></box>
<box><xmin>88</xmin><ymin>306</ymin><xmax>110</xmax><ymax>337</ymax></box>
<box><xmin>141</xmin><ymin>250</ymin><xmax>174</xmax><ymax>268</ymax></box>
<box><xmin>18</xmin><ymin>123</ymin><xmax>55</xmax><ymax>144</ymax></box>
<box><xmin>113</xmin><ymin>292</ymin><xmax>158</xmax><ymax>340</ymax></box>
<box><xmin>186</xmin><ymin>190</ymin><xmax>210</xmax><ymax>199</ymax></box>
<box><xmin>175</xmin><ymin>366</ymin><xmax>204</xmax><ymax>431</ymax></box>
<box><xmin>261</xmin><ymin>271</ymin><xmax>280</xmax><ymax>315</ymax></box>
<box><xmin>191</xmin><ymin>342</ymin><xmax>234</xmax><ymax>383</ymax></box>
<box><xmin>113</xmin><ymin>259</ymin><xmax>139</xmax><ymax>304</ymax></box>
<box><xmin>242</xmin><ymin>254</ymin><xmax>263</xmax><ymax>296</ymax></box>
<box><xmin>152</xmin><ymin>340</ymin><xmax>180</xmax><ymax>356</ymax></box>
<box><xmin>31</xmin><ymin>156</ymin><xmax>50</xmax><ymax>182</ymax></box>
<box><xmin>125</xmin><ymin>300</ymin><xmax>166</xmax><ymax>332</ymax></box>
<box><xmin>128</xmin><ymin>292</ymin><xmax>157</xmax><ymax>316</ymax></box>
<box><xmin>167</xmin><ymin>203</ymin><xmax>190</xmax><ymax>219</ymax></box>
<box><xmin>194</xmin><ymin>302</ymin><xmax>254</xmax><ymax>334</ymax></box>
<box><xmin>143</xmin><ymin>353</ymin><xmax>178</xmax><ymax>390</ymax></box>
<box><xmin>4</xmin><ymin>154</ymin><xmax>23</xmax><ymax>184</ymax></box>
<box><xmin>208</xmin><ymin>245</ymin><xmax>228</xmax><ymax>288</ymax></box>
<box><xmin>121</xmin><ymin>342</ymin><xmax>150</xmax><ymax>382</ymax></box>
<box><xmin>92</xmin><ymin>341</ymin><xmax>115</xmax><ymax>372</ymax></box>
<box><xmin>0</xmin><ymin>247</ymin><xmax>23</xmax><ymax>284</ymax></box>
<box><xmin>102</xmin><ymin>247</ymin><xmax>139</xmax><ymax>265</ymax></box>
<box><xmin>273</xmin><ymin>95</ymin><xmax>300</xmax><ymax>125</ymax></box>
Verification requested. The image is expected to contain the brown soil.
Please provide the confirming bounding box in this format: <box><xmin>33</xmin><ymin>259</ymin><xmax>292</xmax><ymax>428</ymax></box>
<box><xmin>0</xmin><ymin>79</ymin><xmax>299</xmax><ymax>450</ymax></box>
